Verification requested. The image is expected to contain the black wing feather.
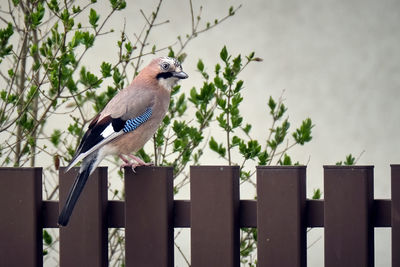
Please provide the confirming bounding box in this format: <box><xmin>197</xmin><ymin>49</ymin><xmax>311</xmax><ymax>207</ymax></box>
<box><xmin>78</xmin><ymin>116</ymin><xmax>125</xmax><ymax>155</ymax></box>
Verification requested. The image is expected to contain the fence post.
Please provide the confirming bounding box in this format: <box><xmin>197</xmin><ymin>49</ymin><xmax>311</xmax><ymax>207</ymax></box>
<box><xmin>59</xmin><ymin>167</ymin><xmax>108</xmax><ymax>267</ymax></box>
<box><xmin>190</xmin><ymin>166</ymin><xmax>240</xmax><ymax>267</ymax></box>
<box><xmin>392</xmin><ymin>165</ymin><xmax>400</xmax><ymax>267</ymax></box>
<box><xmin>256</xmin><ymin>166</ymin><xmax>307</xmax><ymax>267</ymax></box>
<box><xmin>324</xmin><ymin>166</ymin><xmax>374</xmax><ymax>267</ymax></box>
<box><xmin>0</xmin><ymin>167</ymin><xmax>43</xmax><ymax>267</ymax></box>
<box><xmin>125</xmin><ymin>166</ymin><xmax>174</xmax><ymax>267</ymax></box>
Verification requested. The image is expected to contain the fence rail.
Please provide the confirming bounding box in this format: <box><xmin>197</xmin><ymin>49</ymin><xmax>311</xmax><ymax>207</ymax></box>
<box><xmin>0</xmin><ymin>165</ymin><xmax>399</xmax><ymax>267</ymax></box>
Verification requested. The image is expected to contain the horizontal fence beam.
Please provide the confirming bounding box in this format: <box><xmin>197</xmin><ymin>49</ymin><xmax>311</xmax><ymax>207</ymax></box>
<box><xmin>40</xmin><ymin>199</ymin><xmax>393</xmax><ymax>228</ymax></box>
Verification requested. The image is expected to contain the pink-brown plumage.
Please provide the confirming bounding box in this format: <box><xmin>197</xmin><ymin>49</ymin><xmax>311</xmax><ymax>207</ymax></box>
<box><xmin>58</xmin><ymin>57</ymin><xmax>187</xmax><ymax>226</ymax></box>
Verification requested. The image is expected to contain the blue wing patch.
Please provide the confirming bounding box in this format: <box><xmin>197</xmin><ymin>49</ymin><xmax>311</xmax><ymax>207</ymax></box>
<box><xmin>123</xmin><ymin>107</ymin><xmax>152</xmax><ymax>133</ymax></box>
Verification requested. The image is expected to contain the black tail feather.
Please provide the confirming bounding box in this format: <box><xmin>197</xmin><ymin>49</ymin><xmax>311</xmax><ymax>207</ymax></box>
<box><xmin>58</xmin><ymin>159</ymin><xmax>95</xmax><ymax>226</ymax></box>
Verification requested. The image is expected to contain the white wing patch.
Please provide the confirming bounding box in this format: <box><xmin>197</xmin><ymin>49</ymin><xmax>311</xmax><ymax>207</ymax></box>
<box><xmin>101</xmin><ymin>123</ymin><xmax>116</xmax><ymax>138</ymax></box>
<box><xmin>65</xmin><ymin>130</ymin><xmax>124</xmax><ymax>173</ymax></box>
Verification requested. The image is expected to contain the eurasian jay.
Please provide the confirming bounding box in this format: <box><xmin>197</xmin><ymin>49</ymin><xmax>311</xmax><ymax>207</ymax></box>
<box><xmin>58</xmin><ymin>57</ymin><xmax>188</xmax><ymax>226</ymax></box>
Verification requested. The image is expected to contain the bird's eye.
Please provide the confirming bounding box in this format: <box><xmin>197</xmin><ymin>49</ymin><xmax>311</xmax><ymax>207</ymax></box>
<box><xmin>161</xmin><ymin>62</ymin><xmax>170</xmax><ymax>70</ymax></box>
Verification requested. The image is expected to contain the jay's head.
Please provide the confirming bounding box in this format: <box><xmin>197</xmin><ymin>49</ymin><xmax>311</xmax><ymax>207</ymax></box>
<box><xmin>145</xmin><ymin>57</ymin><xmax>188</xmax><ymax>90</ymax></box>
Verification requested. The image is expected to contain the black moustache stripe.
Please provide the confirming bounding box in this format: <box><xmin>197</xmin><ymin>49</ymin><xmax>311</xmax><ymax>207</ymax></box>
<box><xmin>156</xmin><ymin>72</ymin><xmax>173</xmax><ymax>79</ymax></box>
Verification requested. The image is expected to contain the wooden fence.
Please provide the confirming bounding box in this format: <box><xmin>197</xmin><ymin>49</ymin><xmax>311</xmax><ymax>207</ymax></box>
<box><xmin>0</xmin><ymin>165</ymin><xmax>399</xmax><ymax>267</ymax></box>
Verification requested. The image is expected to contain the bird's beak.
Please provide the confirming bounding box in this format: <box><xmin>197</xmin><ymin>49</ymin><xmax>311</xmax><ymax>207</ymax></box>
<box><xmin>172</xmin><ymin>71</ymin><xmax>188</xmax><ymax>79</ymax></box>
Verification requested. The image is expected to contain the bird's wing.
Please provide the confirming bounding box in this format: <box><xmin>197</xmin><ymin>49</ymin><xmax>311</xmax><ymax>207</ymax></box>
<box><xmin>65</xmin><ymin>87</ymin><xmax>155</xmax><ymax>172</ymax></box>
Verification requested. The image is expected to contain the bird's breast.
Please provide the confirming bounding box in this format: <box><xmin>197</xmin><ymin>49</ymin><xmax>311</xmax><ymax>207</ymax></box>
<box><xmin>109</xmin><ymin>92</ymin><xmax>170</xmax><ymax>155</ymax></box>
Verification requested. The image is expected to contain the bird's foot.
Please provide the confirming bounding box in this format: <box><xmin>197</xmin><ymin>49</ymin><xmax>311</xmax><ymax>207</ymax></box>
<box><xmin>119</xmin><ymin>154</ymin><xmax>153</xmax><ymax>173</ymax></box>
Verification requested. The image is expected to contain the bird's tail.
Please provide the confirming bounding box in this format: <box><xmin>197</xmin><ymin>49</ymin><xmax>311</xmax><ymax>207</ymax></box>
<box><xmin>58</xmin><ymin>156</ymin><xmax>96</xmax><ymax>226</ymax></box>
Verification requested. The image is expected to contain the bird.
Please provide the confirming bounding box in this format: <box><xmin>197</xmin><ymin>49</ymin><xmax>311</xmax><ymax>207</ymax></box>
<box><xmin>58</xmin><ymin>57</ymin><xmax>188</xmax><ymax>226</ymax></box>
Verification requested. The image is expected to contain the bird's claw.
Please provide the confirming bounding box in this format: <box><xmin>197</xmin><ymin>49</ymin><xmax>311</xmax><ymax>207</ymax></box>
<box><xmin>119</xmin><ymin>154</ymin><xmax>153</xmax><ymax>173</ymax></box>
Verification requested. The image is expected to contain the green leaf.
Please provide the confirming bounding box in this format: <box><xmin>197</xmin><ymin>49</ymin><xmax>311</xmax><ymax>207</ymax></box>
<box><xmin>89</xmin><ymin>8</ymin><xmax>100</xmax><ymax>28</ymax></box>
<box><xmin>72</xmin><ymin>5</ymin><xmax>81</xmax><ymax>13</ymax></box>
<box><xmin>197</xmin><ymin>59</ymin><xmax>204</xmax><ymax>72</ymax></box>
<box><xmin>217</xmin><ymin>98</ymin><xmax>226</xmax><ymax>109</ymax></box>
<box><xmin>232</xmin><ymin>55</ymin><xmax>241</xmax><ymax>74</ymax></box>
<box><xmin>82</xmin><ymin>31</ymin><xmax>95</xmax><ymax>48</ymax></box>
<box><xmin>0</xmin><ymin>23</ymin><xmax>14</xmax><ymax>59</ymax></box>
<box><xmin>276</xmin><ymin>103</ymin><xmax>287</xmax><ymax>119</ymax></box>
<box><xmin>80</xmin><ymin>67</ymin><xmax>102</xmax><ymax>88</ymax></box>
<box><xmin>312</xmin><ymin>188</ymin><xmax>321</xmax><ymax>199</ymax></box>
<box><xmin>231</xmin><ymin>94</ymin><xmax>243</xmax><ymax>106</ymax></box>
<box><xmin>242</xmin><ymin>124</ymin><xmax>251</xmax><ymax>134</ymax></box>
<box><xmin>268</xmin><ymin>96</ymin><xmax>276</xmax><ymax>114</ymax></box>
<box><xmin>345</xmin><ymin>154</ymin><xmax>355</xmax><ymax>165</ymax></box>
<box><xmin>231</xmin><ymin>136</ymin><xmax>241</xmax><ymax>147</ymax></box>
<box><xmin>274</xmin><ymin>119</ymin><xmax>290</xmax><ymax>145</ymax></box>
<box><xmin>50</xmin><ymin>129</ymin><xmax>61</xmax><ymax>146</ymax></box>
<box><xmin>30</xmin><ymin>3</ymin><xmax>45</xmax><ymax>28</ymax></box>
<box><xmin>228</xmin><ymin>6</ymin><xmax>235</xmax><ymax>15</ymax></box>
<box><xmin>258</xmin><ymin>151</ymin><xmax>269</xmax><ymax>165</ymax></box>
<box><xmin>7</xmin><ymin>68</ymin><xmax>14</xmax><ymax>78</ymax></box>
<box><xmin>189</xmin><ymin>87</ymin><xmax>198</xmax><ymax>105</ymax></box>
<box><xmin>43</xmin><ymin>230</ymin><xmax>53</xmax><ymax>245</ymax></box>
<box><xmin>247</xmin><ymin>51</ymin><xmax>255</xmax><ymax>61</ymax></box>
<box><xmin>60</xmin><ymin>9</ymin><xmax>70</xmax><ymax>22</ymax></box>
<box><xmin>209</xmin><ymin>137</ymin><xmax>226</xmax><ymax>157</ymax></box>
<box><xmin>110</xmin><ymin>0</ymin><xmax>127</xmax><ymax>10</ymax></box>
<box><xmin>279</xmin><ymin>154</ymin><xmax>292</xmax><ymax>165</ymax></box>
<box><xmin>234</xmin><ymin>80</ymin><xmax>243</xmax><ymax>93</ymax></box>
<box><xmin>27</xmin><ymin>85</ymin><xmax>38</xmax><ymax>100</ymax></box>
<box><xmin>292</xmin><ymin>118</ymin><xmax>313</xmax><ymax>145</ymax></box>
<box><xmin>214</xmin><ymin>76</ymin><xmax>225</xmax><ymax>90</ymax></box>
<box><xmin>239</xmin><ymin>140</ymin><xmax>261</xmax><ymax>160</ymax></box>
<box><xmin>101</xmin><ymin>62</ymin><xmax>112</xmax><ymax>77</ymax></box>
<box><xmin>220</xmin><ymin>46</ymin><xmax>228</xmax><ymax>62</ymax></box>
<box><xmin>336</xmin><ymin>154</ymin><xmax>355</xmax><ymax>165</ymax></box>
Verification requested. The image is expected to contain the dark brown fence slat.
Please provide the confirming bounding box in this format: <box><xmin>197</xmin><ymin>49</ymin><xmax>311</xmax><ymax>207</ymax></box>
<box><xmin>191</xmin><ymin>166</ymin><xmax>240</xmax><ymax>267</ymax></box>
<box><xmin>257</xmin><ymin>166</ymin><xmax>307</xmax><ymax>267</ymax></box>
<box><xmin>392</xmin><ymin>165</ymin><xmax>400</xmax><ymax>267</ymax></box>
<box><xmin>0</xmin><ymin>168</ymin><xmax>42</xmax><ymax>267</ymax></box>
<box><xmin>125</xmin><ymin>166</ymin><xmax>174</xmax><ymax>267</ymax></box>
<box><xmin>324</xmin><ymin>166</ymin><xmax>374</xmax><ymax>267</ymax></box>
<box><xmin>59</xmin><ymin>167</ymin><xmax>108</xmax><ymax>267</ymax></box>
